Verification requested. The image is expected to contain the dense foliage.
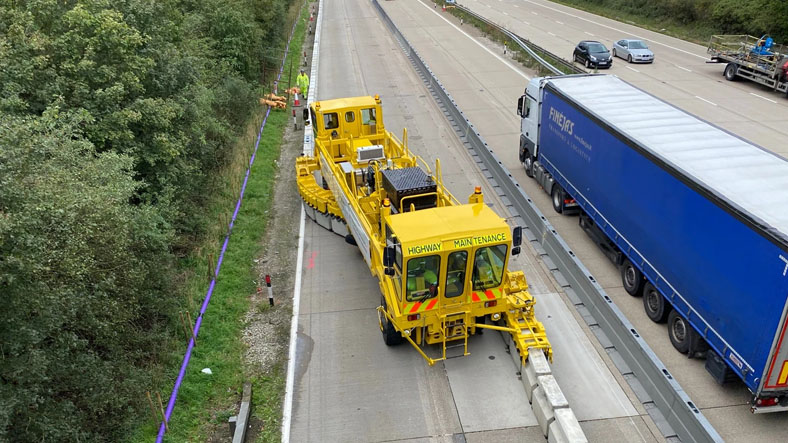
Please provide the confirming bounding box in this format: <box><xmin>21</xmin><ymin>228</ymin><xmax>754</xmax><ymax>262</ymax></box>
<box><xmin>0</xmin><ymin>0</ymin><xmax>291</xmax><ymax>440</ymax></box>
<box><xmin>562</xmin><ymin>0</ymin><xmax>788</xmax><ymax>41</ymax></box>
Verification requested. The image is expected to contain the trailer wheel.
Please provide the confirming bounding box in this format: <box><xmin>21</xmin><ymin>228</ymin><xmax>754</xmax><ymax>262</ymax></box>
<box><xmin>668</xmin><ymin>310</ymin><xmax>690</xmax><ymax>354</ymax></box>
<box><xmin>524</xmin><ymin>150</ymin><xmax>534</xmax><ymax>178</ymax></box>
<box><xmin>643</xmin><ymin>282</ymin><xmax>669</xmax><ymax>323</ymax></box>
<box><xmin>551</xmin><ymin>184</ymin><xmax>564</xmax><ymax>214</ymax></box>
<box><xmin>381</xmin><ymin>297</ymin><xmax>403</xmax><ymax>346</ymax></box>
<box><xmin>724</xmin><ymin>63</ymin><xmax>738</xmax><ymax>81</ymax></box>
<box><xmin>621</xmin><ymin>259</ymin><xmax>644</xmax><ymax>297</ymax></box>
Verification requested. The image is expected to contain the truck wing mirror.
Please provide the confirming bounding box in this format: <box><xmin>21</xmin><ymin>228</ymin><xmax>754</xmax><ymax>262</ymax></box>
<box><xmin>512</xmin><ymin>226</ymin><xmax>522</xmax><ymax>256</ymax></box>
<box><xmin>513</xmin><ymin>226</ymin><xmax>522</xmax><ymax>247</ymax></box>
<box><xmin>517</xmin><ymin>95</ymin><xmax>525</xmax><ymax>117</ymax></box>
<box><xmin>383</xmin><ymin>245</ymin><xmax>395</xmax><ymax>269</ymax></box>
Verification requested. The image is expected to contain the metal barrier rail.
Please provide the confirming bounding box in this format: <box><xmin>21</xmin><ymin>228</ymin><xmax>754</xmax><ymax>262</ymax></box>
<box><xmin>370</xmin><ymin>1</ymin><xmax>723</xmax><ymax>442</ymax></box>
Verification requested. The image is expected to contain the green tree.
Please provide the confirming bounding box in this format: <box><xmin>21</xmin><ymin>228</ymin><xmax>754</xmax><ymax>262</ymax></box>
<box><xmin>0</xmin><ymin>109</ymin><xmax>174</xmax><ymax>441</ymax></box>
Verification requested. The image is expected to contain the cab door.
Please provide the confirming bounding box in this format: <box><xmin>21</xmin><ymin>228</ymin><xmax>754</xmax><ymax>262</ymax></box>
<box><xmin>342</xmin><ymin>109</ymin><xmax>361</xmax><ymax>138</ymax></box>
<box><xmin>442</xmin><ymin>250</ymin><xmax>469</xmax><ymax>308</ymax></box>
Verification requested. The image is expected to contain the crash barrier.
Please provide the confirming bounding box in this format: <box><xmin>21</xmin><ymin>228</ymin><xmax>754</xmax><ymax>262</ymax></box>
<box><xmin>154</xmin><ymin>2</ymin><xmax>308</xmax><ymax>441</ymax></box>
<box><xmin>371</xmin><ymin>1</ymin><xmax>723</xmax><ymax>442</ymax></box>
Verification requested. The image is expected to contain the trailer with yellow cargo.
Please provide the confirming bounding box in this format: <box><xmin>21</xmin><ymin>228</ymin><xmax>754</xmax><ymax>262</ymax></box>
<box><xmin>296</xmin><ymin>95</ymin><xmax>551</xmax><ymax>365</ymax></box>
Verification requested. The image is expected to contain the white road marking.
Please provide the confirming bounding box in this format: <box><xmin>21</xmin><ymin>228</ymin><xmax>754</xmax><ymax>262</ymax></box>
<box><xmin>626</xmin><ymin>66</ymin><xmax>640</xmax><ymax>73</ymax></box>
<box><xmin>676</xmin><ymin>65</ymin><xmax>693</xmax><ymax>72</ymax></box>
<box><xmin>695</xmin><ymin>96</ymin><xmax>718</xmax><ymax>106</ymax></box>
<box><xmin>504</xmin><ymin>11</ymin><xmax>509</xmax><ymax>15</ymax></box>
<box><xmin>585</xmin><ymin>31</ymin><xmax>594</xmax><ymax>36</ymax></box>
<box><xmin>524</xmin><ymin>20</ymin><xmax>530</xmax><ymax>25</ymax></box>
<box><xmin>282</xmin><ymin>207</ymin><xmax>305</xmax><ymax>443</ymax></box>
<box><xmin>513</xmin><ymin>4</ymin><xmax>519</xmax><ymax>7</ymax></box>
<box><xmin>750</xmin><ymin>92</ymin><xmax>777</xmax><ymax>103</ymax></box>
<box><xmin>548</xmin><ymin>31</ymin><xmax>556</xmax><ymax>36</ymax></box>
<box><xmin>522</xmin><ymin>0</ymin><xmax>707</xmax><ymax>59</ymax></box>
<box><xmin>532</xmin><ymin>11</ymin><xmax>538</xmax><ymax>15</ymax></box>
<box><xmin>417</xmin><ymin>0</ymin><xmax>530</xmax><ymax>79</ymax></box>
<box><xmin>555</xmin><ymin>20</ymin><xmax>564</xmax><ymax>25</ymax></box>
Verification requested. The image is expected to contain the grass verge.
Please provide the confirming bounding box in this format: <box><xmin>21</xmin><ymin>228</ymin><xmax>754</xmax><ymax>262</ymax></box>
<box><xmin>133</xmin><ymin>2</ymin><xmax>310</xmax><ymax>441</ymax></box>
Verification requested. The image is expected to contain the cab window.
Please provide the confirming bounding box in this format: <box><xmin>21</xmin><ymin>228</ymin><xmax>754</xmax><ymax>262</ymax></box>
<box><xmin>345</xmin><ymin>111</ymin><xmax>355</xmax><ymax>123</ymax></box>
<box><xmin>472</xmin><ymin>245</ymin><xmax>507</xmax><ymax>290</ymax></box>
<box><xmin>324</xmin><ymin>112</ymin><xmax>339</xmax><ymax>130</ymax></box>
<box><xmin>406</xmin><ymin>255</ymin><xmax>440</xmax><ymax>301</ymax></box>
<box><xmin>361</xmin><ymin>108</ymin><xmax>376</xmax><ymax>125</ymax></box>
<box><xmin>445</xmin><ymin>251</ymin><xmax>467</xmax><ymax>298</ymax></box>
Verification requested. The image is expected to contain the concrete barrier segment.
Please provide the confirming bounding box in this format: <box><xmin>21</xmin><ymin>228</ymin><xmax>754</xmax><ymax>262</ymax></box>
<box><xmin>548</xmin><ymin>408</ymin><xmax>588</xmax><ymax>443</ymax></box>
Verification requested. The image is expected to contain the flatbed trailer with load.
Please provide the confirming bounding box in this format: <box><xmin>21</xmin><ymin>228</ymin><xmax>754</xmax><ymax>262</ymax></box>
<box><xmin>296</xmin><ymin>95</ymin><xmax>552</xmax><ymax>366</ymax></box>
<box><xmin>708</xmin><ymin>34</ymin><xmax>788</xmax><ymax>95</ymax></box>
<box><xmin>517</xmin><ymin>74</ymin><xmax>788</xmax><ymax>412</ymax></box>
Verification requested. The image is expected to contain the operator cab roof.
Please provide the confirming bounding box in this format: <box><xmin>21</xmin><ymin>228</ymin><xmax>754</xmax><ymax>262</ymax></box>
<box><xmin>313</xmin><ymin>96</ymin><xmax>378</xmax><ymax>113</ymax></box>
<box><xmin>388</xmin><ymin>203</ymin><xmax>510</xmax><ymax>253</ymax></box>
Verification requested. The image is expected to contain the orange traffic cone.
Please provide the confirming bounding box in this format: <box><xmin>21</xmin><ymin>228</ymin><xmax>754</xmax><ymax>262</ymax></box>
<box><xmin>294</xmin><ymin>93</ymin><xmax>300</xmax><ymax>107</ymax></box>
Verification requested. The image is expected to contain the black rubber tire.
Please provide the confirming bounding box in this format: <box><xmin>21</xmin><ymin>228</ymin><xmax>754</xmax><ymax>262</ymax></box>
<box><xmin>381</xmin><ymin>297</ymin><xmax>403</xmax><ymax>346</ymax></box>
<box><xmin>585</xmin><ymin>58</ymin><xmax>591</xmax><ymax>69</ymax></box>
<box><xmin>643</xmin><ymin>282</ymin><xmax>670</xmax><ymax>323</ymax></box>
<box><xmin>627</xmin><ymin>55</ymin><xmax>633</xmax><ymax>63</ymax></box>
<box><xmin>724</xmin><ymin>63</ymin><xmax>738</xmax><ymax>81</ymax></box>
<box><xmin>668</xmin><ymin>310</ymin><xmax>690</xmax><ymax>354</ymax></box>
<box><xmin>612</xmin><ymin>48</ymin><xmax>616</xmax><ymax>58</ymax></box>
<box><xmin>551</xmin><ymin>184</ymin><xmax>564</xmax><ymax>214</ymax></box>
<box><xmin>621</xmin><ymin>259</ymin><xmax>644</xmax><ymax>297</ymax></box>
<box><xmin>524</xmin><ymin>150</ymin><xmax>534</xmax><ymax>178</ymax></box>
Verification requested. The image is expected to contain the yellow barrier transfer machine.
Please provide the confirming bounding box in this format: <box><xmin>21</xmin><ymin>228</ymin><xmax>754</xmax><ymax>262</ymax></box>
<box><xmin>296</xmin><ymin>95</ymin><xmax>551</xmax><ymax>365</ymax></box>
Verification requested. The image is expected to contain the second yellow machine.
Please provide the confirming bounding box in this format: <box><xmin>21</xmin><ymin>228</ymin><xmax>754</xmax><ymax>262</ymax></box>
<box><xmin>296</xmin><ymin>95</ymin><xmax>551</xmax><ymax>365</ymax></box>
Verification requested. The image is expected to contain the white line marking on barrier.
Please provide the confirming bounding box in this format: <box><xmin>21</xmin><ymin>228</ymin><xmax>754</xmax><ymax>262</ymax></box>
<box><xmin>695</xmin><ymin>95</ymin><xmax>717</xmax><ymax>106</ymax></box>
<box><xmin>751</xmin><ymin>92</ymin><xmax>777</xmax><ymax>103</ymax></box>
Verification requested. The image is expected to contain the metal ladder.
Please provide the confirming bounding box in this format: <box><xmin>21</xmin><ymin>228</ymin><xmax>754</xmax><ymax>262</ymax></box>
<box><xmin>441</xmin><ymin>310</ymin><xmax>471</xmax><ymax>360</ymax></box>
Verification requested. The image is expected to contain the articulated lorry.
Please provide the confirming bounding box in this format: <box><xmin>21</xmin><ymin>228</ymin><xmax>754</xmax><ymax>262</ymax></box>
<box><xmin>516</xmin><ymin>74</ymin><xmax>788</xmax><ymax>412</ymax></box>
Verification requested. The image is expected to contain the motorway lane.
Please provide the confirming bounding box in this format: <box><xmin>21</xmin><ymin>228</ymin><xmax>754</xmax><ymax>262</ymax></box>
<box><xmin>379</xmin><ymin>0</ymin><xmax>788</xmax><ymax>440</ymax></box>
<box><xmin>462</xmin><ymin>0</ymin><xmax>788</xmax><ymax>156</ymax></box>
<box><xmin>289</xmin><ymin>0</ymin><xmax>654</xmax><ymax>440</ymax></box>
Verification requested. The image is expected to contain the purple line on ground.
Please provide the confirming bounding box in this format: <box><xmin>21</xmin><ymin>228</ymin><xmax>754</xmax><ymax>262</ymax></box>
<box><xmin>155</xmin><ymin>6</ymin><xmax>303</xmax><ymax>441</ymax></box>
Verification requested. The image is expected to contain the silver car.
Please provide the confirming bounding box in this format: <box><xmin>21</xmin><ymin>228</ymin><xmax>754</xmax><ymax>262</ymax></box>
<box><xmin>612</xmin><ymin>39</ymin><xmax>654</xmax><ymax>63</ymax></box>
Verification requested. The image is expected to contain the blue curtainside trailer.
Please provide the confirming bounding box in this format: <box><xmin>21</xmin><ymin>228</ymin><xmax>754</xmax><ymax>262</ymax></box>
<box><xmin>517</xmin><ymin>74</ymin><xmax>788</xmax><ymax>412</ymax></box>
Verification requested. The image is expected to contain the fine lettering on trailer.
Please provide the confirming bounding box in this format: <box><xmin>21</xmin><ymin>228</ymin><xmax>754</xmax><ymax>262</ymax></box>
<box><xmin>780</xmin><ymin>254</ymin><xmax>788</xmax><ymax>277</ymax></box>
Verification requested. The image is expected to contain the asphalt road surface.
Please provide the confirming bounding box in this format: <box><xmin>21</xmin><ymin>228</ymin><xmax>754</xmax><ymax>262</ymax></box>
<box><xmin>374</xmin><ymin>0</ymin><xmax>788</xmax><ymax>440</ymax></box>
<box><xmin>287</xmin><ymin>0</ymin><xmax>664</xmax><ymax>441</ymax></box>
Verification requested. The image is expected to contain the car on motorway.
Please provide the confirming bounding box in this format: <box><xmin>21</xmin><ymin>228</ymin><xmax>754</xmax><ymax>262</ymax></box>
<box><xmin>572</xmin><ymin>41</ymin><xmax>612</xmax><ymax>69</ymax></box>
<box><xmin>612</xmin><ymin>39</ymin><xmax>654</xmax><ymax>63</ymax></box>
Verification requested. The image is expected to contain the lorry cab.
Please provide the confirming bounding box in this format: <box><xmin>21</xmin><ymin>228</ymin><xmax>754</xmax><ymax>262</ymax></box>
<box><xmin>517</xmin><ymin>78</ymin><xmax>541</xmax><ymax>168</ymax></box>
<box><xmin>382</xmin><ymin>203</ymin><xmax>516</xmax><ymax>348</ymax></box>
